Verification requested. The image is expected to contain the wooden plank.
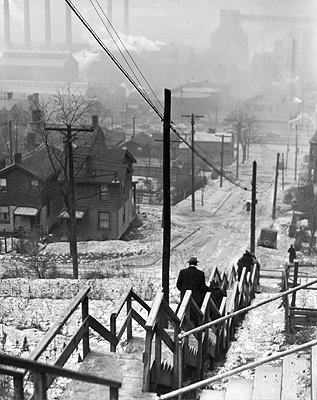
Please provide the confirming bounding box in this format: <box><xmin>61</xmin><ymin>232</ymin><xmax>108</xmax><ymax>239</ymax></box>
<box><xmin>281</xmin><ymin>353</ymin><xmax>310</xmax><ymax>400</ymax></box>
<box><xmin>251</xmin><ymin>365</ymin><xmax>281</xmax><ymax>400</ymax></box>
<box><xmin>200</xmin><ymin>389</ymin><xmax>225</xmax><ymax>399</ymax></box>
<box><xmin>311</xmin><ymin>345</ymin><xmax>317</xmax><ymax>400</ymax></box>
<box><xmin>225</xmin><ymin>377</ymin><xmax>253</xmax><ymax>400</ymax></box>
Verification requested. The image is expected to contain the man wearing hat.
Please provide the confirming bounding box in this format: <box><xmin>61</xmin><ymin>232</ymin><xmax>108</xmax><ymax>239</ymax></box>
<box><xmin>176</xmin><ymin>256</ymin><xmax>209</xmax><ymax>308</ymax></box>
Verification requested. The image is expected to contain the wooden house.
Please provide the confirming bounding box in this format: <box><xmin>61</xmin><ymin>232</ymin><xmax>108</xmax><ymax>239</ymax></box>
<box><xmin>58</xmin><ymin>148</ymin><xmax>137</xmax><ymax>241</ymax></box>
<box><xmin>308</xmin><ymin>130</ymin><xmax>317</xmax><ymax>183</ymax></box>
<box><xmin>0</xmin><ymin>147</ymin><xmax>62</xmax><ymax>236</ymax></box>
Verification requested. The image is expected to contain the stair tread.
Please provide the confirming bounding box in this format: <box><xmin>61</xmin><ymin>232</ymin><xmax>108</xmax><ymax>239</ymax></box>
<box><xmin>60</xmin><ymin>350</ymin><xmax>155</xmax><ymax>400</ymax></box>
<box><xmin>252</xmin><ymin>365</ymin><xmax>282</xmax><ymax>400</ymax></box>
<box><xmin>281</xmin><ymin>353</ymin><xmax>310</xmax><ymax>400</ymax></box>
<box><xmin>225</xmin><ymin>377</ymin><xmax>253</xmax><ymax>400</ymax></box>
<box><xmin>200</xmin><ymin>389</ymin><xmax>225</xmax><ymax>400</ymax></box>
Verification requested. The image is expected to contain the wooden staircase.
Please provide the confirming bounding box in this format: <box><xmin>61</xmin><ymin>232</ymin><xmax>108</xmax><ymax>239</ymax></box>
<box><xmin>200</xmin><ymin>351</ymin><xmax>312</xmax><ymax>400</ymax></box>
<box><xmin>60</xmin><ymin>350</ymin><xmax>158</xmax><ymax>400</ymax></box>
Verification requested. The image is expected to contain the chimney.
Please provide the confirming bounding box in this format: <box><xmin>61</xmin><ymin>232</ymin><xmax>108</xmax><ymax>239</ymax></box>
<box><xmin>24</xmin><ymin>0</ymin><xmax>31</xmax><ymax>49</ymax></box>
<box><xmin>7</xmin><ymin>92</ymin><xmax>13</xmax><ymax>100</ymax></box>
<box><xmin>0</xmin><ymin>159</ymin><xmax>5</xmax><ymax>170</ymax></box>
<box><xmin>14</xmin><ymin>153</ymin><xmax>22</xmax><ymax>164</ymax></box>
<box><xmin>65</xmin><ymin>3</ymin><xmax>72</xmax><ymax>50</ymax></box>
<box><xmin>124</xmin><ymin>0</ymin><xmax>129</xmax><ymax>36</ymax></box>
<box><xmin>3</xmin><ymin>0</ymin><xmax>11</xmax><ymax>49</ymax></box>
<box><xmin>33</xmin><ymin>93</ymin><xmax>39</xmax><ymax>104</ymax></box>
<box><xmin>45</xmin><ymin>0</ymin><xmax>52</xmax><ymax>49</ymax></box>
<box><xmin>92</xmin><ymin>115</ymin><xmax>98</xmax><ymax>128</ymax></box>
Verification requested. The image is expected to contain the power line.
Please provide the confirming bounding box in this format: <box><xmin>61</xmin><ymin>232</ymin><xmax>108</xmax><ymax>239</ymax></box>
<box><xmin>64</xmin><ymin>0</ymin><xmax>254</xmax><ymax>193</ymax></box>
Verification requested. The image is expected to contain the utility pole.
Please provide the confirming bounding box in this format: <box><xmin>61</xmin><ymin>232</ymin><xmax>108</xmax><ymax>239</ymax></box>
<box><xmin>44</xmin><ymin>124</ymin><xmax>93</xmax><ymax>279</ymax></box>
<box><xmin>282</xmin><ymin>153</ymin><xmax>285</xmax><ymax>190</ymax></box>
<box><xmin>215</xmin><ymin>133</ymin><xmax>231</xmax><ymax>188</ymax></box>
<box><xmin>220</xmin><ymin>135</ymin><xmax>224</xmax><ymax>187</ymax></box>
<box><xmin>182</xmin><ymin>113</ymin><xmax>204</xmax><ymax>212</ymax></box>
<box><xmin>236</xmin><ymin>122</ymin><xmax>240</xmax><ymax>179</ymax></box>
<box><xmin>162</xmin><ymin>89</ymin><xmax>171</xmax><ymax>308</ymax></box>
<box><xmin>295</xmin><ymin>124</ymin><xmax>298</xmax><ymax>181</ymax></box>
<box><xmin>272</xmin><ymin>153</ymin><xmax>280</xmax><ymax>220</ymax></box>
<box><xmin>250</xmin><ymin>161</ymin><xmax>257</xmax><ymax>254</ymax></box>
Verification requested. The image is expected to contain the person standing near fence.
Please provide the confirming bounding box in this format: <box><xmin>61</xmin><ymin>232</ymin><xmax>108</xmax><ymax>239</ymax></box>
<box><xmin>288</xmin><ymin>244</ymin><xmax>296</xmax><ymax>263</ymax></box>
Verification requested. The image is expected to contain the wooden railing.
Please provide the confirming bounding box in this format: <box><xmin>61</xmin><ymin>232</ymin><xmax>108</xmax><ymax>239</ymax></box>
<box><xmin>0</xmin><ymin>285</ymin><xmax>152</xmax><ymax>400</ymax></box>
<box><xmin>160</xmin><ymin>277</ymin><xmax>317</xmax><ymax>399</ymax></box>
<box><xmin>0</xmin><ymin>351</ymin><xmax>122</xmax><ymax>400</ymax></box>
<box><xmin>282</xmin><ymin>261</ymin><xmax>317</xmax><ymax>331</ymax></box>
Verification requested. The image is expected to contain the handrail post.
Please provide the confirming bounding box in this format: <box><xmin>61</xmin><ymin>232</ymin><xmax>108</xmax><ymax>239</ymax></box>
<box><xmin>291</xmin><ymin>261</ymin><xmax>299</xmax><ymax>307</ymax></box>
<box><xmin>13</xmin><ymin>375</ymin><xmax>24</xmax><ymax>400</ymax></box>
<box><xmin>177</xmin><ymin>336</ymin><xmax>183</xmax><ymax>400</ymax></box>
<box><xmin>110</xmin><ymin>314</ymin><xmax>116</xmax><ymax>352</ymax></box>
<box><xmin>82</xmin><ymin>294</ymin><xmax>89</xmax><ymax>359</ymax></box>
<box><xmin>127</xmin><ymin>293</ymin><xmax>132</xmax><ymax>342</ymax></box>
<box><xmin>110</xmin><ymin>386</ymin><xmax>119</xmax><ymax>400</ymax></box>
<box><xmin>33</xmin><ymin>372</ymin><xmax>47</xmax><ymax>400</ymax></box>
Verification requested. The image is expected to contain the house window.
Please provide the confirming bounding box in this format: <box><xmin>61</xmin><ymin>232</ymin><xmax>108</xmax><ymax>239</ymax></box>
<box><xmin>30</xmin><ymin>179</ymin><xmax>39</xmax><ymax>190</ymax></box>
<box><xmin>0</xmin><ymin>206</ymin><xmax>9</xmax><ymax>222</ymax></box>
<box><xmin>123</xmin><ymin>205</ymin><xmax>126</xmax><ymax>224</ymax></box>
<box><xmin>98</xmin><ymin>212</ymin><xmax>110</xmax><ymax>229</ymax></box>
<box><xmin>0</xmin><ymin>179</ymin><xmax>7</xmax><ymax>193</ymax></box>
<box><xmin>122</xmin><ymin>178</ymin><xmax>126</xmax><ymax>196</ymax></box>
<box><xmin>100</xmin><ymin>184</ymin><xmax>109</xmax><ymax>201</ymax></box>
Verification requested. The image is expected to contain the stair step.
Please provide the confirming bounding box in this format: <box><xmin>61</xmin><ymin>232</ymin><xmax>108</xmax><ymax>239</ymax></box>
<box><xmin>252</xmin><ymin>365</ymin><xmax>282</xmax><ymax>400</ymax></box>
<box><xmin>200</xmin><ymin>389</ymin><xmax>225</xmax><ymax>400</ymax></box>
<box><xmin>60</xmin><ymin>350</ymin><xmax>157</xmax><ymax>400</ymax></box>
<box><xmin>225</xmin><ymin>377</ymin><xmax>253</xmax><ymax>400</ymax></box>
<box><xmin>281</xmin><ymin>353</ymin><xmax>310</xmax><ymax>400</ymax></box>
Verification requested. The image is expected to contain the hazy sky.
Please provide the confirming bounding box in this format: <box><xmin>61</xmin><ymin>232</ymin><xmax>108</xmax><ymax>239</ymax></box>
<box><xmin>1</xmin><ymin>0</ymin><xmax>316</xmax><ymax>53</ymax></box>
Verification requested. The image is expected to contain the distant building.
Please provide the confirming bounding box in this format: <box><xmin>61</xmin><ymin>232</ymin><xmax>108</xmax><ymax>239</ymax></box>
<box><xmin>178</xmin><ymin>131</ymin><xmax>234</xmax><ymax>172</ymax></box>
<box><xmin>209</xmin><ymin>9</ymin><xmax>249</xmax><ymax>67</ymax></box>
<box><xmin>0</xmin><ymin>50</ymin><xmax>79</xmax><ymax>82</ymax></box>
<box><xmin>308</xmin><ymin>130</ymin><xmax>317</xmax><ymax>183</ymax></box>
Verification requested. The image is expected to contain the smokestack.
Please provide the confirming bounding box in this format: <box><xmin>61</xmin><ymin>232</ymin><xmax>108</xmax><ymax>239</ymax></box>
<box><xmin>24</xmin><ymin>0</ymin><xmax>31</xmax><ymax>48</ymax></box>
<box><xmin>3</xmin><ymin>0</ymin><xmax>11</xmax><ymax>49</ymax></box>
<box><xmin>107</xmin><ymin>0</ymin><xmax>113</xmax><ymax>28</ymax></box>
<box><xmin>124</xmin><ymin>0</ymin><xmax>129</xmax><ymax>36</ymax></box>
<box><xmin>65</xmin><ymin>3</ymin><xmax>72</xmax><ymax>50</ymax></box>
<box><xmin>45</xmin><ymin>0</ymin><xmax>52</xmax><ymax>49</ymax></box>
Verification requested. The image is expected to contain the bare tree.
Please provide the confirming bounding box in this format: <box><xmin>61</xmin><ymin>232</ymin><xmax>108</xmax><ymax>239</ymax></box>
<box><xmin>31</xmin><ymin>86</ymin><xmax>103</xmax><ymax>278</ymax></box>
<box><xmin>224</xmin><ymin>106</ymin><xmax>256</xmax><ymax>164</ymax></box>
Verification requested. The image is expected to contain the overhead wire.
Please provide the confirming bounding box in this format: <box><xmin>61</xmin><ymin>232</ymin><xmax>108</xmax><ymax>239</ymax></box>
<box><xmin>65</xmin><ymin>0</ymin><xmax>255</xmax><ymax>192</ymax></box>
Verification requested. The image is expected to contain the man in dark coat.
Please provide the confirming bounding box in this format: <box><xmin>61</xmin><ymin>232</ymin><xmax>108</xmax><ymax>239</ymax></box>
<box><xmin>288</xmin><ymin>244</ymin><xmax>296</xmax><ymax>263</ymax></box>
<box><xmin>237</xmin><ymin>250</ymin><xmax>254</xmax><ymax>280</ymax></box>
<box><xmin>176</xmin><ymin>256</ymin><xmax>209</xmax><ymax>308</ymax></box>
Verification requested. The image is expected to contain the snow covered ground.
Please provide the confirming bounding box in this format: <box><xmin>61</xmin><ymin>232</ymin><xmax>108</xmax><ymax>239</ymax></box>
<box><xmin>0</xmin><ymin>143</ymin><xmax>316</xmax><ymax>399</ymax></box>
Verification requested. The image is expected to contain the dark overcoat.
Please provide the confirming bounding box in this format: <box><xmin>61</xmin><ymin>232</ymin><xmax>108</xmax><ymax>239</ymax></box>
<box><xmin>176</xmin><ymin>266</ymin><xmax>208</xmax><ymax>307</ymax></box>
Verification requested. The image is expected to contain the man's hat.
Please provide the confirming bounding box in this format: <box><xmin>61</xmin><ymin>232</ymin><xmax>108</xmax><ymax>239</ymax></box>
<box><xmin>187</xmin><ymin>256</ymin><xmax>199</xmax><ymax>264</ymax></box>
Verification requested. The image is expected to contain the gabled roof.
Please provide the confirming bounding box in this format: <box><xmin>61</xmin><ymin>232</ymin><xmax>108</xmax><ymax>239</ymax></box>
<box><xmin>0</xmin><ymin>145</ymin><xmax>61</xmax><ymax>180</ymax></box>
